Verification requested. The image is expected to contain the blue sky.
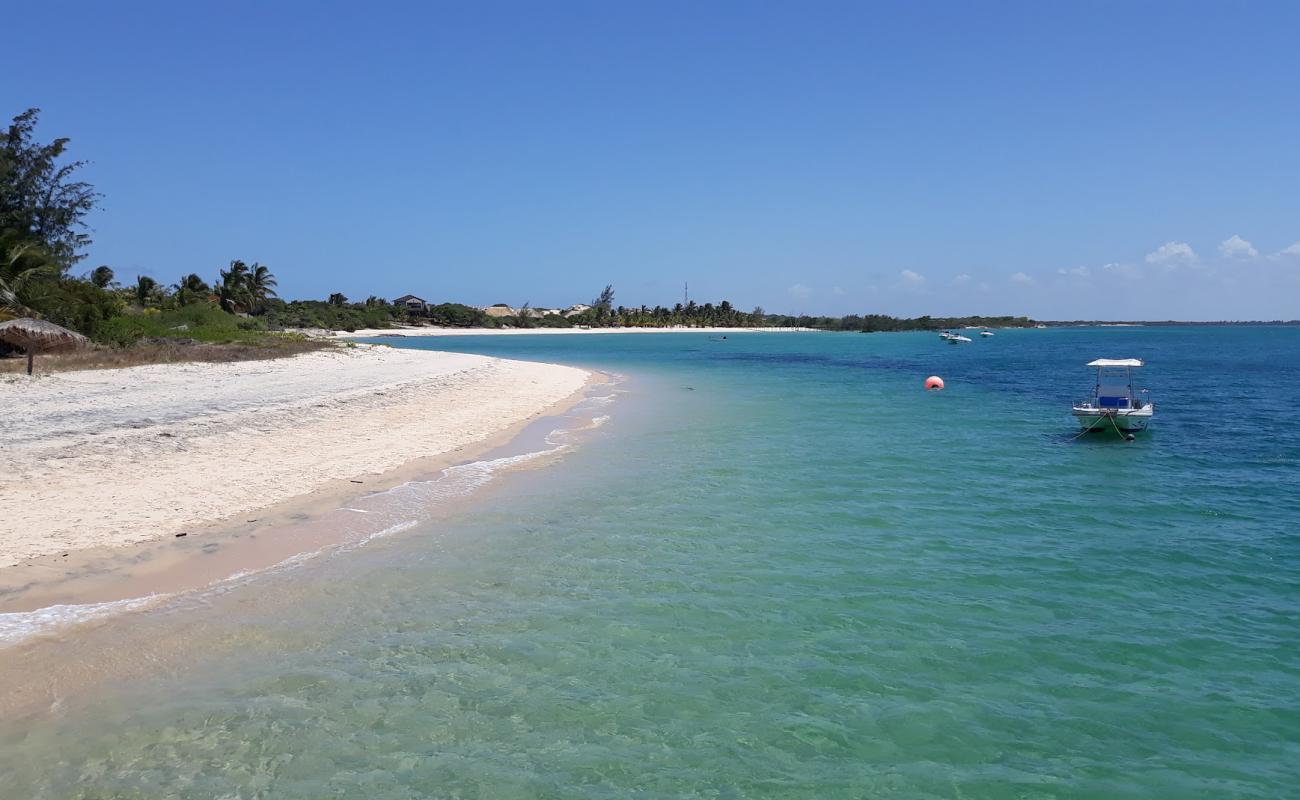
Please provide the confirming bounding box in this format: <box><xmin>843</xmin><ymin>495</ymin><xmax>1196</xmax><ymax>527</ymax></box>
<box><xmin>7</xmin><ymin>1</ymin><xmax>1299</xmax><ymax>319</ymax></box>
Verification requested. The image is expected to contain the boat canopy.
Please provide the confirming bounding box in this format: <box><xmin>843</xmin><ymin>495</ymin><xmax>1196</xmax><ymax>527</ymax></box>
<box><xmin>1086</xmin><ymin>358</ymin><xmax>1143</xmax><ymax>368</ymax></box>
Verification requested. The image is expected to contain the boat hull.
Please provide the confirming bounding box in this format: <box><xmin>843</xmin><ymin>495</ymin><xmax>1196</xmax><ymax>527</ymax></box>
<box><xmin>1071</xmin><ymin>407</ymin><xmax>1153</xmax><ymax>432</ymax></box>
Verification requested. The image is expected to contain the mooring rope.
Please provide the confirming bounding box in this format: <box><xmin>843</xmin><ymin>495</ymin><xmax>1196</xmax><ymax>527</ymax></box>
<box><xmin>1069</xmin><ymin>410</ymin><xmax>1137</xmax><ymax>442</ymax></box>
<box><xmin>1069</xmin><ymin>422</ymin><xmax>1096</xmax><ymax>441</ymax></box>
<box><xmin>1108</xmin><ymin>412</ymin><xmax>1134</xmax><ymax>441</ymax></box>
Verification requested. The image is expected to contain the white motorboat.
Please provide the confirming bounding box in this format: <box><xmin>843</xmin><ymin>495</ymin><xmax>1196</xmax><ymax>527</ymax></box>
<box><xmin>980</xmin><ymin>329</ymin><xmax>994</xmax><ymax>337</ymax></box>
<box><xmin>939</xmin><ymin>330</ymin><xmax>954</xmax><ymax>340</ymax></box>
<box><xmin>947</xmin><ymin>334</ymin><xmax>972</xmax><ymax>344</ymax></box>
<box><xmin>1072</xmin><ymin>358</ymin><xmax>1153</xmax><ymax>434</ymax></box>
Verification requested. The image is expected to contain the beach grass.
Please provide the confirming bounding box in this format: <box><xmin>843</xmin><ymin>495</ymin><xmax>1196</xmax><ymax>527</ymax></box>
<box><xmin>0</xmin><ymin>336</ymin><xmax>331</xmax><ymax>374</ymax></box>
<box><xmin>0</xmin><ymin>304</ymin><xmax>339</xmax><ymax>374</ymax></box>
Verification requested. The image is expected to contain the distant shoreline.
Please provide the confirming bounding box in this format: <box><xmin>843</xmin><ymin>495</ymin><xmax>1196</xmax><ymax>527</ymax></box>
<box><xmin>335</xmin><ymin>325</ymin><xmax>822</xmax><ymax>338</ymax></box>
<box><xmin>331</xmin><ymin>320</ymin><xmax>1300</xmax><ymax>338</ymax></box>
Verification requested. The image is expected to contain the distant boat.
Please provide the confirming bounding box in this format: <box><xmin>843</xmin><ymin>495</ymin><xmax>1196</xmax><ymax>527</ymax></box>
<box><xmin>1072</xmin><ymin>358</ymin><xmax>1153</xmax><ymax>433</ymax></box>
<box><xmin>939</xmin><ymin>330</ymin><xmax>955</xmax><ymax>340</ymax></box>
<box><xmin>947</xmin><ymin>334</ymin><xmax>972</xmax><ymax>344</ymax></box>
<box><xmin>980</xmin><ymin>329</ymin><xmax>994</xmax><ymax>337</ymax></box>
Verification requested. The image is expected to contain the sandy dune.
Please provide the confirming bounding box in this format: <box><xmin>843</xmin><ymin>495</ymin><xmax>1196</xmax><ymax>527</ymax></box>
<box><xmin>0</xmin><ymin>345</ymin><xmax>589</xmax><ymax>564</ymax></box>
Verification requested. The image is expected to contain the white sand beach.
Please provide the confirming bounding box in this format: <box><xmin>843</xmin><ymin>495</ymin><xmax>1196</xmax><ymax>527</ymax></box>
<box><xmin>0</xmin><ymin>345</ymin><xmax>590</xmax><ymax>565</ymax></box>
<box><xmin>336</xmin><ymin>326</ymin><xmax>820</xmax><ymax>338</ymax></box>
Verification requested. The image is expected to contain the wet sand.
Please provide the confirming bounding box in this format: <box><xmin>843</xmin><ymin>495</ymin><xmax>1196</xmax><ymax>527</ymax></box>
<box><xmin>0</xmin><ymin>372</ymin><xmax>607</xmax><ymax>614</ymax></box>
<box><xmin>0</xmin><ymin>372</ymin><xmax>621</xmax><ymax>719</ymax></box>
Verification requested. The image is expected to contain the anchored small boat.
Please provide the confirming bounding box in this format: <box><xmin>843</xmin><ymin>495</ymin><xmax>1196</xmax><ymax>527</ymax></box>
<box><xmin>980</xmin><ymin>329</ymin><xmax>994</xmax><ymax>337</ymax></box>
<box><xmin>947</xmin><ymin>333</ymin><xmax>972</xmax><ymax>344</ymax></box>
<box><xmin>1072</xmin><ymin>358</ymin><xmax>1153</xmax><ymax>434</ymax></box>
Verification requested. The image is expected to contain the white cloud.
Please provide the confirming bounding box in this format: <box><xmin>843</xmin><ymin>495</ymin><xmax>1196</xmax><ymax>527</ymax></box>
<box><xmin>1009</xmin><ymin>271</ymin><xmax>1034</xmax><ymax>284</ymax></box>
<box><xmin>1219</xmin><ymin>235</ymin><xmax>1258</xmax><ymax>259</ymax></box>
<box><xmin>1145</xmin><ymin>241</ymin><xmax>1198</xmax><ymax>267</ymax></box>
<box><xmin>1274</xmin><ymin>242</ymin><xmax>1300</xmax><ymax>259</ymax></box>
<box><xmin>1102</xmin><ymin>262</ymin><xmax>1143</xmax><ymax>278</ymax></box>
<box><xmin>899</xmin><ymin>269</ymin><xmax>925</xmax><ymax>284</ymax></box>
<box><xmin>787</xmin><ymin>283</ymin><xmax>812</xmax><ymax>299</ymax></box>
<box><xmin>952</xmin><ymin>273</ymin><xmax>971</xmax><ymax>284</ymax></box>
<box><xmin>1057</xmin><ymin>265</ymin><xmax>1090</xmax><ymax>278</ymax></box>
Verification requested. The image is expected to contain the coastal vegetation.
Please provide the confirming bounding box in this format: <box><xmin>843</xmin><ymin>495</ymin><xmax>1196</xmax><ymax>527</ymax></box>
<box><xmin>2</xmin><ymin>106</ymin><xmax>1037</xmax><ymax>374</ymax></box>
<box><xmin>521</xmin><ymin>297</ymin><xmax>1037</xmax><ymax>332</ymax></box>
<box><xmin>0</xmin><ymin>109</ymin><xmax>325</xmax><ymax>365</ymax></box>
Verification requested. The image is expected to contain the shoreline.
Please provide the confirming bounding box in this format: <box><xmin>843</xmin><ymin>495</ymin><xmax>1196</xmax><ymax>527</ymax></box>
<box><xmin>335</xmin><ymin>325</ymin><xmax>821</xmax><ymax>338</ymax></box>
<box><xmin>0</xmin><ymin>370</ymin><xmax>610</xmax><ymax>619</ymax></box>
<box><xmin>0</xmin><ymin>360</ymin><xmax>616</xmax><ymax>717</ymax></box>
<box><xmin>1</xmin><ymin>345</ymin><xmax>592</xmax><ymax>597</ymax></box>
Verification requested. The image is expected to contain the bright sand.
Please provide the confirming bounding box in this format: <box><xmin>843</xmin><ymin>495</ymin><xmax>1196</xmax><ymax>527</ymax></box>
<box><xmin>0</xmin><ymin>345</ymin><xmax>589</xmax><ymax>567</ymax></box>
<box><xmin>336</xmin><ymin>326</ymin><xmax>820</xmax><ymax>338</ymax></box>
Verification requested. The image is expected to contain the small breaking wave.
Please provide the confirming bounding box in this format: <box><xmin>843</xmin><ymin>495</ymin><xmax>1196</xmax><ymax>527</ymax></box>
<box><xmin>0</xmin><ymin>595</ymin><xmax>167</xmax><ymax>648</ymax></box>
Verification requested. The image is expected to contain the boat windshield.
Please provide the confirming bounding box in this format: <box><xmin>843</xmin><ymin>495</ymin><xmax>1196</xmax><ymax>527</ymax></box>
<box><xmin>1094</xmin><ymin>366</ymin><xmax>1135</xmax><ymax>408</ymax></box>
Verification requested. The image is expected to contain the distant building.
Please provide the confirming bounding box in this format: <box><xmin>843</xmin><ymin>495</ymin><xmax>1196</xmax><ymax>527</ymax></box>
<box><xmin>483</xmin><ymin>304</ymin><xmax>516</xmax><ymax>318</ymax></box>
<box><xmin>562</xmin><ymin>304</ymin><xmax>592</xmax><ymax>318</ymax></box>
<box><xmin>394</xmin><ymin>294</ymin><xmax>428</xmax><ymax>311</ymax></box>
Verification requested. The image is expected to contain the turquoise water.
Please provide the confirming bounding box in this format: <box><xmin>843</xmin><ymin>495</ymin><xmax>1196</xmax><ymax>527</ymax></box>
<box><xmin>4</xmin><ymin>327</ymin><xmax>1299</xmax><ymax>798</ymax></box>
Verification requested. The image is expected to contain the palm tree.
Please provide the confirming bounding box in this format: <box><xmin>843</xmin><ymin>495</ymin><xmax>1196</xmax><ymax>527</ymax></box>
<box><xmin>133</xmin><ymin>275</ymin><xmax>159</xmax><ymax>307</ymax></box>
<box><xmin>248</xmin><ymin>263</ymin><xmax>277</xmax><ymax>309</ymax></box>
<box><xmin>172</xmin><ymin>273</ymin><xmax>210</xmax><ymax>306</ymax></box>
<box><xmin>328</xmin><ymin>293</ymin><xmax>348</xmax><ymax>306</ymax></box>
<box><xmin>89</xmin><ymin>265</ymin><xmax>115</xmax><ymax>288</ymax></box>
<box><xmin>216</xmin><ymin>261</ymin><xmax>252</xmax><ymax>313</ymax></box>
<box><xmin>1</xmin><ymin>241</ymin><xmax>56</xmax><ymax>315</ymax></box>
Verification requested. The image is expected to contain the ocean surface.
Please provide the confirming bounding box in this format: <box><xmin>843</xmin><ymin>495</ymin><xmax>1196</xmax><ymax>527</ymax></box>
<box><xmin>3</xmin><ymin>327</ymin><xmax>1298</xmax><ymax>798</ymax></box>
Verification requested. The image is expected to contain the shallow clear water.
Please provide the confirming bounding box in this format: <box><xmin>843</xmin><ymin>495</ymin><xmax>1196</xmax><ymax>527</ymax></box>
<box><xmin>4</xmin><ymin>327</ymin><xmax>1299</xmax><ymax>798</ymax></box>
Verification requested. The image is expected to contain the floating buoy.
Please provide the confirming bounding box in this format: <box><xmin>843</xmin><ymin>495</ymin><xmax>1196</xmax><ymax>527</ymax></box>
<box><xmin>925</xmin><ymin>375</ymin><xmax>945</xmax><ymax>391</ymax></box>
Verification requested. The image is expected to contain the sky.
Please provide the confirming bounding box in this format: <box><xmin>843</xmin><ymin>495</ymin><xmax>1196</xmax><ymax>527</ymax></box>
<box><xmin>6</xmin><ymin>1</ymin><xmax>1300</xmax><ymax>320</ymax></box>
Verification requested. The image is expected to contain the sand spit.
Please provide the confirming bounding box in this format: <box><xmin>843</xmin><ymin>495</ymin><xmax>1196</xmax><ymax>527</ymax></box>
<box><xmin>336</xmin><ymin>326</ymin><xmax>821</xmax><ymax>338</ymax></box>
<box><xmin>0</xmin><ymin>345</ymin><xmax>589</xmax><ymax>565</ymax></box>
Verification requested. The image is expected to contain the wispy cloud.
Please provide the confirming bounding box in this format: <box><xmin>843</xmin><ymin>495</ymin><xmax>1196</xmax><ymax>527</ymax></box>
<box><xmin>1219</xmin><ymin>235</ymin><xmax>1258</xmax><ymax>259</ymax></box>
<box><xmin>1145</xmin><ymin>241</ymin><xmax>1198</xmax><ymax>267</ymax></box>
<box><xmin>1274</xmin><ymin>242</ymin><xmax>1300</xmax><ymax>259</ymax></box>
<box><xmin>1057</xmin><ymin>265</ymin><xmax>1090</xmax><ymax>278</ymax></box>
<box><xmin>1009</xmin><ymin>271</ymin><xmax>1034</xmax><ymax>284</ymax></box>
<box><xmin>787</xmin><ymin>283</ymin><xmax>812</xmax><ymax>299</ymax></box>
<box><xmin>899</xmin><ymin>269</ymin><xmax>925</xmax><ymax>284</ymax></box>
<box><xmin>952</xmin><ymin>273</ymin><xmax>971</xmax><ymax>285</ymax></box>
<box><xmin>1102</xmin><ymin>262</ymin><xmax>1142</xmax><ymax>278</ymax></box>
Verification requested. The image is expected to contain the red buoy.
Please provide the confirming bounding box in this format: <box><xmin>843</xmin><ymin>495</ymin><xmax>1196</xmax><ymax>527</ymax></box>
<box><xmin>925</xmin><ymin>375</ymin><xmax>945</xmax><ymax>391</ymax></box>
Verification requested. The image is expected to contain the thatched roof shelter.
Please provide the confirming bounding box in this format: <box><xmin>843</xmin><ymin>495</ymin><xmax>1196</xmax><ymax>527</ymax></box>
<box><xmin>0</xmin><ymin>317</ymin><xmax>90</xmax><ymax>374</ymax></box>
